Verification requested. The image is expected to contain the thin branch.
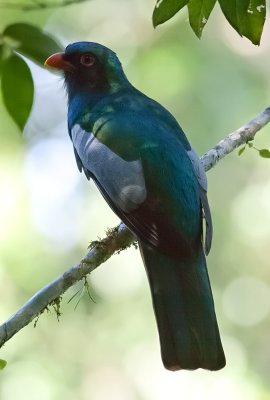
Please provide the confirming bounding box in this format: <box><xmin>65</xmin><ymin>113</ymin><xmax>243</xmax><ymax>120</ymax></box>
<box><xmin>201</xmin><ymin>106</ymin><xmax>270</xmax><ymax>171</ymax></box>
<box><xmin>1</xmin><ymin>105</ymin><xmax>270</xmax><ymax>349</ymax></box>
<box><xmin>0</xmin><ymin>225</ymin><xmax>135</xmax><ymax>348</ymax></box>
<box><xmin>0</xmin><ymin>0</ymin><xmax>88</xmax><ymax>11</ymax></box>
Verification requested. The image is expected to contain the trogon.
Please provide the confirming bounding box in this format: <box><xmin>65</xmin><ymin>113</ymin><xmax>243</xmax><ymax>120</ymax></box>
<box><xmin>45</xmin><ymin>42</ymin><xmax>226</xmax><ymax>371</ymax></box>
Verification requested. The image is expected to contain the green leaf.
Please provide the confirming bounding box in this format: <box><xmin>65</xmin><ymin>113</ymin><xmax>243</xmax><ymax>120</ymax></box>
<box><xmin>188</xmin><ymin>0</ymin><xmax>216</xmax><ymax>38</ymax></box>
<box><xmin>153</xmin><ymin>0</ymin><xmax>189</xmax><ymax>27</ymax></box>
<box><xmin>0</xmin><ymin>44</ymin><xmax>11</xmax><ymax>74</ymax></box>
<box><xmin>0</xmin><ymin>44</ymin><xmax>4</xmax><ymax>74</ymax></box>
<box><xmin>1</xmin><ymin>54</ymin><xmax>34</xmax><ymax>131</ymax></box>
<box><xmin>0</xmin><ymin>359</ymin><xmax>7</xmax><ymax>370</ymax></box>
<box><xmin>259</xmin><ymin>149</ymin><xmax>270</xmax><ymax>158</ymax></box>
<box><xmin>151</xmin><ymin>0</ymin><xmax>265</xmax><ymax>44</ymax></box>
<box><xmin>241</xmin><ymin>0</ymin><xmax>266</xmax><ymax>45</ymax></box>
<box><xmin>218</xmin><ymin>0</ymin><xmax>265</xmax><ymax>44</ymax></box>
<box><xmin>3</xmin><ymin>23</ymin><xmax>63</xmax><ymax>66</ymax></box>
<box><xmin>238</xmin><ymin>146</ymin><xmax>246</xmax><ymax>156</ymax></box>
<box><xmin>218</xmin><ymin>0</ymin><xmax>249</xmax><ymax>33</ymax></box>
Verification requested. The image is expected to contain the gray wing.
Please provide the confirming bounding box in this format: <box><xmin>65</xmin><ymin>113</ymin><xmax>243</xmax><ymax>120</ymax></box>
<box><xmin>71</xmin><ymin>124</ymin><xmax>146</xmax><ymax>213</ymax></box>
<box><xmin>187</xmin><ymin>147</ymin><xmax>212</xmax><ymax>255</ymax></box>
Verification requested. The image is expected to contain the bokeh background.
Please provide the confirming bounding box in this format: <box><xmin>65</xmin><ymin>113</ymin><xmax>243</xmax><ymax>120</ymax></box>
<box><xmin>1</xmin><ymin>1</ymin><xmax>270</xmax><ymax>399</ymax></box>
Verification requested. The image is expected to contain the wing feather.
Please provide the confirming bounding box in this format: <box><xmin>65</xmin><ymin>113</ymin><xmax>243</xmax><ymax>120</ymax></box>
<box><xmin>187</xmin><ymin>148</ymin><xmax>212</xmax><ymax>254</ymax></box>
<box><xmin>71</xmin><ymin>121</ymin><xmax>203</xmax><ymax>259</ymax></box>
<box><xmin>71</xmin><ymin>124</ymin><xmax>146</xmax><ymax>212</ymax></box>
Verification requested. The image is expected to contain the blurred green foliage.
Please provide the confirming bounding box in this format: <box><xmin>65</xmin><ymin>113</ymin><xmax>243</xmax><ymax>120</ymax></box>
<box><xmin>0</xmin><ymin>359</ymin><xmax>7</xmax><ymax>369</ymax></box>
<box><xmin>1</xmin><ymin>0</ymin><xmax>270</xmax><ymax>399</ymax></box>
<box><xmin>0</xmin><ymin>0</ymin><xmax>267</xmax><ymax>129</ymax></box>
<box><xmin>0</xmin><ymin>23</ymin><xmax>62</xmax><ymax>129</ymax></box>
<box><xmin>1</xmin><ymin>53</ymin><xmax>34</xmax><ymax>130</ymax></box>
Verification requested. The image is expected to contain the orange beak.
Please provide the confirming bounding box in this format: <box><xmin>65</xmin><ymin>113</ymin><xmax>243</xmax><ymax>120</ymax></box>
<box><xmin>44</xmin><ymin>52</ymin><xmax>74</xmax><ymax>72</ymax></box>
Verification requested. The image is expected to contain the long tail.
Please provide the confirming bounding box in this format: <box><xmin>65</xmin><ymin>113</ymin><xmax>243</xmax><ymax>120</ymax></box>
<box><xmin>139</xmin><ymin>241</ymin><xmax>226</xmax><ymax>371</ymax></box>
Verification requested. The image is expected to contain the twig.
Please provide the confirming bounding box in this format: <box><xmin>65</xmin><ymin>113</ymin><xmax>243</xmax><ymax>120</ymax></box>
<box><xmin>0</xmin><ymin>0</ymin><xmax>88</xmax><ymax>11</ymax></box>
<box><xmin>0</xmin><ymin>105</ymin><xmax>270</xmax><ymax>348</ymax></box>
<box><xmin>0</xmin><ymin>224</ymin><xmax>135</xmax><ymax>347</ymax></box>
<box><xmin>201</xmin><ymin>106</ymin><xmax>270</xmax><ymax>171</ymax></box>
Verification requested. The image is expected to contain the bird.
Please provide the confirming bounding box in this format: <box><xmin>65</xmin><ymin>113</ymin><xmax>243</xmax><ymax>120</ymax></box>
<box><xmin>45</xmin><ymin>41</ymin><xmax>226</xmax><ymax>371</ymax></box>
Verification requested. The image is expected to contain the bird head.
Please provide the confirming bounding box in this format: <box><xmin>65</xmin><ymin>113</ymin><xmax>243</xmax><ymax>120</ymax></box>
<box><xmin>45</xmin><ymin>41</ymin><xmax>128</xmax><ymax>96</ymax></box>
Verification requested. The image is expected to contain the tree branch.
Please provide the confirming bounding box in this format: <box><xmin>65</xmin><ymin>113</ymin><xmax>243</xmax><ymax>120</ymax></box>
<box><xmin>1</xmin><ymin>105</ymin><xmax>270</xmax><ymax>349</ymax></box>
<box><xmin>201</xmin><ymin>106</ymin><xmax>270</xmax><ymax>171</ymax></box>
<box><xmin>0</xmin><ymin>0</ymin><xmax>88</xmax><ymax>11</ymax></box>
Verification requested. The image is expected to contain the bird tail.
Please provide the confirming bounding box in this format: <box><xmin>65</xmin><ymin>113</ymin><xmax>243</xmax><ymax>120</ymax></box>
<box><xmin>139</xmin><ymin>241</ymin><xmax>226</xmax><ymax>371</ymax></box>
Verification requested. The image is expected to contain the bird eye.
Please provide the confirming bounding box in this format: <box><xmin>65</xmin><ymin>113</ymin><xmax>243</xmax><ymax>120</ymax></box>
<box><xmin>80</xmin><ymin>54</ymin><xmax>95</xmax><ymax>67</ymax></box>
